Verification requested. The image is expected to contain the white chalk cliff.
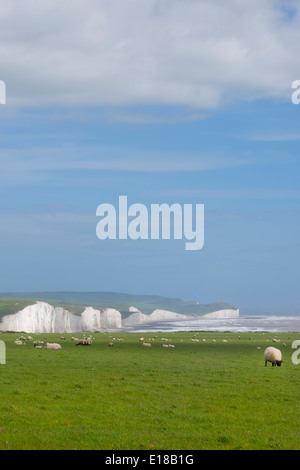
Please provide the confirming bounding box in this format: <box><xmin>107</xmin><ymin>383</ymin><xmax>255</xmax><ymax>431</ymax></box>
<box><xmin>123</xmin><ymin>307</ymin><xmax>190</xmax><ymax>326</ymax></box>
<box><xmin>123</xmin><ymin>307</ymin><xmax>239</xmax><ymax>326</ymax></box>
<box><xmin>201</xmin><ymin>309</ymin><xmax>239</xmax><ymax>319</ymax></box>
<box><xmin>0</xmin><ymin>302</ymin><xmax>122</xmax><ymax>333</ymax></box>
<box><xmin>0</xmin><ymin>301</ymin><xmax>239</xmax><ymax>333</ymax></box>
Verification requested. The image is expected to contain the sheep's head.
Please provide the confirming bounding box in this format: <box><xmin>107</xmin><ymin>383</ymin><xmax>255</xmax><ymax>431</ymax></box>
<box><xmin>276</xmin><ymin>360</ymin><xmax>283</xmax><ymax>366</ymax></box>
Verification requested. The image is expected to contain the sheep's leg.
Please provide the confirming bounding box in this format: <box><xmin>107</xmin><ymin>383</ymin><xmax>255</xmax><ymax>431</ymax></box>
<box><xmin>265</xmin><ymin>360</ymin><xmax>267</xmax><ymax>366</ymax></box>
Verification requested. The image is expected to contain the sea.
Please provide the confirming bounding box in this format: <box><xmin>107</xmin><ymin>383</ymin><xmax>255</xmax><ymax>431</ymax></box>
<box><xmin>129</xmin><ymin>313</ymin><xmax>300</xmax><ymax>333</ymax></box>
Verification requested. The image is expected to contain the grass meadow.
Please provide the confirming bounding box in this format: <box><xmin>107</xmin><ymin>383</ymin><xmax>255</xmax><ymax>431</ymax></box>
<box><xmin>0</xmin><ymin>330</ymin><xmax>299</xmax><ymax>450</ymax></box>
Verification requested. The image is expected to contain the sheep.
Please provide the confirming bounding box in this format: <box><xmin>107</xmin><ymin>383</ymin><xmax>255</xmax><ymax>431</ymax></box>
<box><xmin>162</xmin><ymin>344</ymin><xmax>169</xmax><ymax>348</ymax></box>
<box><xmin>76</xmin><ymin>338</ymin><xmax>92</xmax><ymax>346</ymax></box>
<box><xmin>272</xmin><ymin>338</ymin><xmax>280</xmax><ymax>343</ymax></box>
<box><xmin>264</xmin><ymin>347</ymin><xmax>283</xmax><ymax>367</ymax></box>
<box><xmin>108</xmin><ymin>342</ymin><xmax>114</xmax><ymax>347</ymax></box>
<box><xmin>142</xmin><ymin>342</ymin><xmax>152</xmax><ymax>347</ymax></box>
<box><xmin>45</xmin><ymin>342</ymin><xmax>61</xmax><ymax>349</ymax></box>
<box><xmin>14</xmin><ymin>340</ymin><xmax>25</xmax><ymax>345</ymax></box>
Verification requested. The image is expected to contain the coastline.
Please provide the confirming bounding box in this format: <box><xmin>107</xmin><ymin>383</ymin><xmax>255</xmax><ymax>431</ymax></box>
<box><xmin>127</xmin><ymin>314</ymin><xmax>300</xmax><ymax>333</ymax></box>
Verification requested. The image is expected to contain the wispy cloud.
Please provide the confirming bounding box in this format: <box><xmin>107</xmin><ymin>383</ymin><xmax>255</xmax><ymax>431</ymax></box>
<box><xmin>245</xmin><ymin>132</ymin><xmax>300</xmax><ymax>142</ymax></box>
<box><xmin>0</xmin><ymin>144</ymin><xmax>275</xmax><ymax>187</ymax></box>
<box><xmin>149</xmin><ymin>187</ymin><xmax>300</xmax><ymax>200</ymax></box>
<box><xmin>1</xmin><ymin>0</ymin><xmax>300</xmax><ymax>109</ymax></box>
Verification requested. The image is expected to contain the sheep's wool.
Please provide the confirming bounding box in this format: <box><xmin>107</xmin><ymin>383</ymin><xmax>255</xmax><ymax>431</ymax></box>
<box><xmin>264</xmin><ymin>347</ymin><xmax>282</xmax><ymax>363</ymax></box>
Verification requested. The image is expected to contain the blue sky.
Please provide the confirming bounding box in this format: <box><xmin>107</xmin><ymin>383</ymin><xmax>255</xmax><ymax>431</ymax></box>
<box><xmin>0</xmin><ymin>1</ymin><xmax>299</xmax><ymax>313</ymax></box>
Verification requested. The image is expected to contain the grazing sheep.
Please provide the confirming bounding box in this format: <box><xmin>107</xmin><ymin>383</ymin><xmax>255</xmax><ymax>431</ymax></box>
<box><xmin>45</xmin><ymin>343</ymin><xmax>61</xmax><ymax>350</ymax></box>
<box><xmin>139</xmin><ymin>337</ymin><xmax>144</xmax><ymax>342</ymax></box>
<box><xmin>162</xmin><ymin>344</ymin><xmax>169</xmax><ymax>348</ymax></box>
<box><xmin>14</xmin><ymin>340</ymin><xmax>25</xmax><ymax>345</ymax></box>
<box><xmin>272</xmin><ymin>338</ymin><xmax>280</xmax><ymax>343</ymax></box>
<box><xmin>76</xmin><ymin>338</ymin><xmax>92</xmax><ymax>346</ymax></box>
<box><xmin>142</xmin><ymin>342</ymin><xmax>152</xmax><ymax>347</ymax></box>
<box><xmin>108</xmin><ymin>342</ymin><xmax>114</xmax><ymax>347</ymax></box>
<box><xmin>264</xmin><ymin>347</ymin><xmax>283</xmax><ymax>367</ymax></box>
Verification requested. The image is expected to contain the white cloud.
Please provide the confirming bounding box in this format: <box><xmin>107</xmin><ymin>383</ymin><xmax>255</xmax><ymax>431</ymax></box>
<box><xmin>1</xmin><ymin>0</ymin><xmax>300</xmax><ymax>108</ymax></box>
<box><xmin>0</xmin><ymin>144</ymin><xmax>258</xmax><ymax>187</ymax></box>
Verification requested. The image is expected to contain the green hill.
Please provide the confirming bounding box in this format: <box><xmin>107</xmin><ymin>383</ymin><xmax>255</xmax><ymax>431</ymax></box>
<box><xmin>0</xmin><ymin>291</ymin><xmax>237</xmax><ymax>320</ymax></box>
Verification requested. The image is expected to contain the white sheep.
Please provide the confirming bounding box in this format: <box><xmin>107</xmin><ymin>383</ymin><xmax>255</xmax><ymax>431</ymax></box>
<box><xmin>142</xmin><ymin>342</ymin><xmax>152</xmax><ymax>347</ymax></box>
<box><xmin>45</xmin><ymin>342</ymin><xmax>61</xmax><ymax>349</ymax></box>
<box><xmin>264</xmin><ymin>347</ymin><xmax>283</xmax><ymax>367</ymax></box>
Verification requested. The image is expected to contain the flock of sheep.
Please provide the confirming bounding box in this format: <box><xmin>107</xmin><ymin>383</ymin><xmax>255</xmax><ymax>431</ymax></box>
<box><xmin>13</xmin><ymin>334</ymin><xmax>93</xmax><ymax>349</ymax></box>
<box><xmin>12</xmin><ymin>332</ymin><xmax>285</xmax><ymax>366</ymax></box>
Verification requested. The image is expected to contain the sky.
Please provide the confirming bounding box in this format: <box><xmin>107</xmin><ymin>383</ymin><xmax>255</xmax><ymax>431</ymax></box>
<box><xmin>0</xmin><ymin>0</ymin><xmax>299</xmax><ymax>313</ymax></box>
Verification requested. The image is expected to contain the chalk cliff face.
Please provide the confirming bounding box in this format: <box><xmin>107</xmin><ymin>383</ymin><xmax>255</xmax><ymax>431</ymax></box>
<box><xmin>0</xmin><ymin>302</ymin><xmax>239</xmax><ymax>333</ymax></box>
<box><xmin>123</xmin><ymin>308</ymin><xmax>189</xmax><ymax>326</ymax></box>
<box><xmin>101</xmin><ymin>308</ymin><xmax>123</xmax><ymax>329</ymax></box>
<box><xmin>0</xmin><ymin>302</ymin><xmax>122</xmax><ymax>333</ymax></box>
<box><xmin>0</xmin><ymin>302</ymin><xmax>81</xmax><ymax>334</ymax></box>
<box><xmin>201</xmin><ymin>309</ymin><xmax>239</xmax><ymax>319</ymax></box>
<box><xmin>123</xmin><ymin>307</ymin><xmax>239</xmax><ymax>325</ymax></box>
<box><xmin>81</xmin><ymin>307</ymin><xmax>101</xmax><ymax>332</ymax></box>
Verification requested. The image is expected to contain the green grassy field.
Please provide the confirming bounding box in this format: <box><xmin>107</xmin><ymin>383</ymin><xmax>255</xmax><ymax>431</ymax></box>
<box><xmin>0</xmin><ymin>330</ymin><xmax>299</xmax><ymax>450</ymax></box>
